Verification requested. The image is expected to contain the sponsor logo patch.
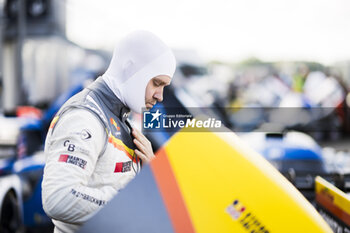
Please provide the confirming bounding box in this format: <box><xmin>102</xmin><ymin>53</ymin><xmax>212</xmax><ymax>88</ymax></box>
<box><xmin>226</xmin><ymin>199</ymin><xmax>246</xmax><ymax>220</ymax></box>
<box><xmin>63</xmin><ymin>140</ymin><xmax>90</xmax><ymax>155</ymax></box>
<box><xmin>70</xmin><ymin>189</ymin><xmax>106</xmax><ymax>206</ymax></box>
<box><xmin>114</xmin><ymin>161</ymin><xmax>132</xmax><ymax>173</ymax></box>
<box><xmin>58</xmin><ymin>154</ymin><xmax>87</xmax><ymax>169</ymax></box>
<box><xmin>64</xmin><ymin>140</ymin><xmax>76</xmax><ymax>152</ymax></box>
<box><xmin>80</xmin><ymin>129</ymin><xmax>92</xmax><ymax>140</ymax></box>
<box><xmin>70</xmin><ymin>130</ymin><xmax>92</xmax><ymax>140</ymax></box>
<box><xmin>226</xmin><ymin>199</ymin><xmax>269</xmax><ymax>233</ymax></box>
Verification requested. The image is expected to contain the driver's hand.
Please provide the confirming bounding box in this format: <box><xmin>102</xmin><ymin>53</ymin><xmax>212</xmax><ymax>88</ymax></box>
<box><xmin>132</xmin><ymin>128</ymin><xmax>155</xmax><ymax>164</ymax></box>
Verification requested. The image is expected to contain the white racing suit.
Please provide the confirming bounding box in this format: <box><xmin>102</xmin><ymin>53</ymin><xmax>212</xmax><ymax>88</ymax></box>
<box><xmin>42</xmin><ymin>78</ymin><xmax>141</xmax><ymax>233</ymax></box>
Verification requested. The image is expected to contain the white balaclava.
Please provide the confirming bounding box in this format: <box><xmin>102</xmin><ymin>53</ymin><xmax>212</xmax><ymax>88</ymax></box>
<box><xmin>102</xmin><ymin>30</ymin><xmax>176</xmax><ymax>113</ymax></box>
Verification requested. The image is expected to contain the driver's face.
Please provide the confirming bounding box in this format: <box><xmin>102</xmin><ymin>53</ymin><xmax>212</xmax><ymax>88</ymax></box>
<box><xmin>145</xmin><ymin>75</ymin><xmax>171</xmax><ymax>110</ymax></box>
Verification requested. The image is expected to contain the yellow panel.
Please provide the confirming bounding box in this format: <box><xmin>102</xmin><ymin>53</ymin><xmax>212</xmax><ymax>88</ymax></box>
<box><xmin>315</xmin><ymin>176</ymin><xmax>350</xmax><ymax>215</ymax></box>
<box><xmin>163</xmin><ymin>130</ymin><xmax>332</xmax><ymax>233</ymax></box>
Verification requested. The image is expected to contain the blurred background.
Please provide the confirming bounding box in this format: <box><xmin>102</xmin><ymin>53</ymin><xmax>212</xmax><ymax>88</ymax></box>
<box><xmin>0</xmin><ymin>0</ymin><xmax>350</xmax><ymax>232</ymax></box>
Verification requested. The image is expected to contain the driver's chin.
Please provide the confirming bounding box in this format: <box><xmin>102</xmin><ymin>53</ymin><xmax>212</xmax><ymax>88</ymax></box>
<box><xmin>145</xmin><ymin>103</ymin><xmax>153</xmax><ymax>110</ymax></box>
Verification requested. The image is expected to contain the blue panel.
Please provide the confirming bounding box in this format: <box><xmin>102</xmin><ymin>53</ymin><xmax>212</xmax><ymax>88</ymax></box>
<box><xmin>284</xmin><ymin>148</ymin><xmax>323</xmax><ymax>160</ymax></box>
<box><xmin>79</xmin><ymin>165</ymin><xmax>175</xmax><ymax>233</ymax></box>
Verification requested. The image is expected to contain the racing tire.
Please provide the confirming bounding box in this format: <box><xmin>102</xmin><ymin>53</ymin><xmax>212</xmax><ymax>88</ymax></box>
<box><xmin>0</xmin><ymin>191</ymin><xmax>23</xmax><ymax>233</ymax></box>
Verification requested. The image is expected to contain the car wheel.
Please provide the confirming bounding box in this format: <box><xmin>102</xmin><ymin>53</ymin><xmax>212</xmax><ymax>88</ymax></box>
<box><xmin>0</xmin><ymin>191</ymin><xmax>22</xmax><ymax>233</ymax></box>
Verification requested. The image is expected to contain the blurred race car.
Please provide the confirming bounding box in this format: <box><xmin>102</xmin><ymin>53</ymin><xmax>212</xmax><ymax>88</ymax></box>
<box><xmin>0</xmin><ymin>174</ymin><xmax>22</xmax><ymax>233</ymax></box>
<box><xmin>238</xmin><ymin>131</ymin><xmax>329</xmax><ymax>200</ymax></box>
<box><xmin>0</xmin><ymin>114</ymin><xmax>48</xmax><ymax>232</ymax></box>
<box><xmin>239</xmin><ymin>131</ymin><xmax>326</xmax><ymax>175</ymax></box>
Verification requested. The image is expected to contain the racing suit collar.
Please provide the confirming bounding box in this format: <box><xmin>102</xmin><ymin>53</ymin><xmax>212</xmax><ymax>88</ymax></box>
<box><xmin>88</xmin><ymin>77</ymin><xmax>130</xmax><ymax>122</ymax></box>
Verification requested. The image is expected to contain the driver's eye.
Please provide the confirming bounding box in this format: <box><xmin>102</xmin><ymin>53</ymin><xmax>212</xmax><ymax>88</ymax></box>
<box><xmin>154</xmin><ymin>80</ymin><xmax>160</xmax><ymax>87</ymax></box>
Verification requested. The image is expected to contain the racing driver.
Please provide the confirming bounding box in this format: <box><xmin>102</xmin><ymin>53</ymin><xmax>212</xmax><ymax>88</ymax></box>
<box><xmin>41</xmin><ymin>30</ymin><xmax>176</xmax><ymax>233</ymax></box>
